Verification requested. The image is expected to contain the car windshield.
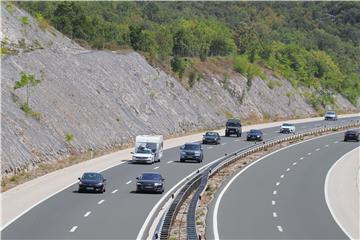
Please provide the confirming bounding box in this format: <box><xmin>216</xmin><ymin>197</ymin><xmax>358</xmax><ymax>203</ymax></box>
<box><xmin>184</xmin><ymin>144</ymin><xmax>200</xmax><ymax>150</ymax></box>
<box><xmin>140</xmin><ymin>173</ymin><xmax>162</xmax><ymax>180</ymax></box>
<box><xmin>82</xmin><ymin>173</ymin><xmax>101</xmax><ymax>181</ymax></box>
<box><xmin>227</xmin><ymin>122</ymin><xmax>240</xmax><ymax>127</ymax></box>
<box><xmin>206</xmin><ymin>132</ymin><xmax>217</xmax><ymax>136</ymax></box>
<box><xmin>347</xmin><ymin>130</ymin><xmax>357</xmax><ymax>134</ymax></box>
<box><xmin>282</xmin><ymin>123</ymin><xmax>293</xmax><ymax>127</ymax></box>
<box><xmin>326</xmin><ymin>111</ymin><xmax>335</xmax><ymax>115</ymax></box>
<box><xmin>250</xmin><ymin>129</ymin><xmax>261</xmax><ymax>134</ymax></box>
<box><xmin>136</xmin><ymin>147</ymin><xmax>153</xmax><ymax>154</ymax></box>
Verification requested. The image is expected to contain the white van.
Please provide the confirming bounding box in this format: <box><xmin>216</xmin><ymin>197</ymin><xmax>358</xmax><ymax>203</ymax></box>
<box><xmin>131</xmin><ymin>135</ymin><xmax>163</xmax><ymax>164</ymax></box>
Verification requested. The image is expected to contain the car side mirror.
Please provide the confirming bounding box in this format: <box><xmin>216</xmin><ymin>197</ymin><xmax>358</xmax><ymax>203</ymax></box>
<box><xmin>180</xmin><ymin>146</ymin><xmax>184</xmax><ymax>150</ymax></box>
<box><xmin>130</xmin><ymin>152</ymin><xmax>134</xmax><ymax>154</ymax></box>
<box><xmin>162</xmin><ymin>178</ymin><xmax>165</xmax><ymax>181</ymax></box>
<box><xmin>78</xmin><ymin>177</ymin><xmax>81</xmax><ymax>180</ymax></box>
<box><xmin>103</xmin><ymin>179</ymin><xmax>107</xmax><ymax>182</ymax></box>
<box><xmin>136</xmin><ymin>177</ymin><xmax>139</xmax><ymax>180</ymax></box>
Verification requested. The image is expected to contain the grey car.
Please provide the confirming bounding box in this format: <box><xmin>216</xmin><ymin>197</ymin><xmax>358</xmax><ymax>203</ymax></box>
<box><xmin>180</xmin><ymin>143</ymin><xmax>203</xmax><ymax>163</ymax></box>
<box><xmin>136</xmin><ymin>172</ymin><xmax>165</xmax><ymax>193</ymax></box>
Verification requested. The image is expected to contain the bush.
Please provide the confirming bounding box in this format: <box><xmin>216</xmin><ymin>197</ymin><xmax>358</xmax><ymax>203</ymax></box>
<box><xmin>267</xmin><ymin>80</ymin><xmax>282</xmax><ymax>89</ymax></box>
<box><xmin>22</xmin><ymin>17</ymin><xmax>29</xmax><ymax>25</ymax></box>
<box><xmin>65</xmin><ymin>133</ymin><xmax>74</xmax><ymax>142</ymax></box>
<box><xmin>233</xmin><ymin>55</ymin><xmax>265</xmax><ymax>80</ymax></box>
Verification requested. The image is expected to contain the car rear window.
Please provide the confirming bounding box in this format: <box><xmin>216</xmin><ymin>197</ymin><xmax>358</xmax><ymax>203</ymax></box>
<box><xmin>184</xmin><ymin>144</ymin><xmax>200</xmax><ymax>150</ymax></box>
<box><xmin>140</xmin><ymin>173</ymin><xmax>161</xmax><ymax>180</ymax></box>
<box><xmin>82</xmin><ymin>173</ymin><xmax>101</xmax><ymax>180</ymax></box>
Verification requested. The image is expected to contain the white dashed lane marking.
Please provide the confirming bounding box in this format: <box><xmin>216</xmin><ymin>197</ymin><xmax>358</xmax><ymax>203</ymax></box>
<box><xmin>280</xmin><ymin>175</ymin><xmax>285</xmax><ymax>179</ymax></box>
<box><xmin>98</xmin><ymin>200</ymin><xmax>105</xmax><ymax>205</ymax></box>
<box><xmin>167</xmin><ymin>161</ymin><xmax>173</xmax><ymax>164</ymax></box>
<box><xmin>277</xmin><ymin>225</ymin><xmax>284</xmax><ymax>232</ymax></box>
<box><xmin>84</xmin><ymin>211</ymin><xmax>91</xmax><ymax>217</ymax></box>
<box><xmin>300</xmin><ymin>157</ymin><xmax>304</xmax><ymax>160</ymax></box>
<box><xmin>112</xmin><ymin>189</ymin><xmax>118</xmax><ymax>193</ymax></box>
<box><xmin>273</xmin><ymin>190</ymin><xmax>277</xmax><ymax>195</ymax></box>
<box><xmin>325</xmin><ymin>144</ymin><xmax>329</xmax><ymax>148</ymax></box>
<box><xmin>316</xmin><ymin>148</ymin><xmax>320</xmax><ymax>151</ymax></box>
<box><xmin>221</xmin><ymin>143</ymin><xmax>227</xmax><ymax>145</ymax></box>
<box><xmin>276</xmin><ymin>182</ymin><xmax>280</xmax><ymax>186</ymax></box>
<box><xmin>273</xmin><ymin>212</ymin><xmax>278</xmax><ymax>218</ymax></box>
<box><xmin>334</xmin><ymin>141</ymin><xmax>339</xmax><ymax>144</ymax></box>
<box><xmin>272</xmin><ymin>200</ymin><xmax>276</xmax><ymax>205</ymax></box>
<box><xmin>307</xmin><ymin>152</ymin><xmax>312</xmax><ymax>155</ymax></box>
<box><xmin>286</xmin><ymin>168</ymin><xmax>290</xmax><ymax>172</ymax></box>
<box><xmin>126</xmin><ymin>181</ymin><xmax>132</xmax><ymax>185</ymax></box>
<box><xmin>292</xmin><ymin>162</ymin><xmax>297</xmax><ymax>166</ymax></box>
<box><xmin>70</xmin><ymin>226</ymin><xmax>78</xmax><ymax>233</ymax></box>
<box><xmin>153</xmin><ymin>166</ymin><xmax>160</xmax><ymax>170</ymax></box>
<box><xmin>208</xmin><ymin>147</ymin><xmax>213</xmax><ymax>149</ymax></box>
<box><xmin>235</xmin><ymin>139</ymin><xmax>240</xmax><ymax>142</ymax></box>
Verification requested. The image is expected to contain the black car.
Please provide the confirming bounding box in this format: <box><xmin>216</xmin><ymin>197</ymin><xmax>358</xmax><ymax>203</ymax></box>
<box><xmin>344</xmin><ymin>130</ymin><xmax>359</xmax><ymax>142</ymax></box>
<box><xmin>225</xmin><ymin>119</ymin><xmax>242</xmax><ymax>137</ymax></box>
<box><xmin>136</xmin><ymin>172</ymin><xmax>165</xmax><ymax>193</ymax></box>
<box><xmin>180</xmin><ymin>143</ymin><xmax>204</xmax><ymax>163</ymax></box>
<box><xmin>78</xmin><ymin>172</ymin><xmax>106</xmax><ymax>193</ymax></box>
<box><xmin>203</xmin><ymin>132</ymin><xmax>221</xmax><ymax>144</ymax></box>
<box><xmin>247</xmin><ymin>129</ymin><xmax>263</xmax><ymax>141</ymax></box>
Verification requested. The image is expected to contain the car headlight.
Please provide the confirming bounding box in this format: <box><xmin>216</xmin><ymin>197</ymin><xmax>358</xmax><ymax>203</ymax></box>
<box><xmin>79</xmin><ymin>182</ymin><xmax>84</xmax><ymax>186</ymax></box>
<box><xmin>257</xmin><ymin>135</ymin><xmax>260</xmax><ymax>137</ymax></box>
<box><xmin>137</xmin><ymin>182</ymin><xmax>142</xmax><ymax>185</ymax></box>
<box><xmin>181</xmin><ymin>151</ymin><xmax>186</xmax><ymax>155</ymax></box>
<box><xmin>154</xmin><ymin>183</ymin><xmax>162</xmax><ymax>186</ymax></box>
<box><xmin>195</xmin><ymin>152</ymin><xmax>201</xmax><ymax>156</ymax></box>
<box><xmin>95</xmin><ymin>182</ymin><xmax>103</xmax><ymax>186</ymax></box>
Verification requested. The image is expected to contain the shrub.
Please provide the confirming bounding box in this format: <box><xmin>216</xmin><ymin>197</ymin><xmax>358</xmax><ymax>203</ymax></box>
<box><xmin>21</xmin><ymin>17</ymin><xmax>29</xmax><ymax>25</ymax></box>
<box><xmin>65</xmin><ymin>133</ymin><xmax>74</xmax><ymax>142</ymax></box>
<box><xmin>267</xmin><ymin>80</ymin><xmax>282</xmax><ymax>89</ymax></box>
<box><xmin>188</xmin><ymin>71</ymin><xmax>196</xmax><ymax>88</ymax></box>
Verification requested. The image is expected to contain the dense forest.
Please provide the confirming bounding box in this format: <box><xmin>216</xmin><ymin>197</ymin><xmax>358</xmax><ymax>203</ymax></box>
<box><xmin>17</xmin><ymin>2</ymin><xmax>360</xmax><ymax>107</ymax></box>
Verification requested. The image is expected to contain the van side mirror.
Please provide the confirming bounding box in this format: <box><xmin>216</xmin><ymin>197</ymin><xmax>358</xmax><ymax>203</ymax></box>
<box><xmin>130</xmin><ymin>152</ymin><xmax>134</xmax><ymax>154</ymax></box>
<box><xmin>136</xmin><ymin>177</ymin><xmax>139</xmax><ymax>180</ymax></box>
<box><xmin>103</xmin><ymin>179</ymin><xmax>107</xmax><ymax>182</ymax></box>
<box><xmin>162</xmin><ymin>178</ymin><xmax>165</xmax><ymax>181</ymax></box>
<box><xmin>78</xmin><ymin>177</ymin><xmax>81</xmax><ymax>180</ymax></box>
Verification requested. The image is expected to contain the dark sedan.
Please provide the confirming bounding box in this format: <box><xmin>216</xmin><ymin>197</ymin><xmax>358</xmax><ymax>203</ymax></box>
<box><xmin>78</xmin><ymin>172</ymin><xmax>106</xmax><ymax>193</ymax></box>
<box><xmin>247</xmin><ymin>129</ymin><xmax>263</xmax><ymax>141</ymax></box>
<box><xmin>344</xmin><ymin>130</ymin><xmax>359</xmax><ymax>142</ymax></box>
<box><xmin>202</xmin><ymin>132</ymin><xmax>221</xmax><ymax>144</ymax></box>
<box><xmin>136</xmin><ymin>172</ymin><xmax>165</xmax><ymax>193</ymax></box>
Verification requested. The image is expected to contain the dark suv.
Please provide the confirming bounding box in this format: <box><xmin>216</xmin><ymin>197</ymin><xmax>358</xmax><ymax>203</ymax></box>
<box><xmin>180</xmin><ymin>143</ymin><xmax>204</xmax><ymax>163</ymax></box>
<box><xmin>225</xmin><ymin>119</ymin><xmax>242</xmax><ymax>137</ymax></box>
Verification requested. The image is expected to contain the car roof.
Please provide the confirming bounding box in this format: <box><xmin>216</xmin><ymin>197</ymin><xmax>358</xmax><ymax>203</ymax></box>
<box><xmin>227</xmin><ymin>118</ymin><xmax>240</xmax><ymax>122</ymax></box>
<box><xmin>185</xmin><ymin>142</ymin><xmax>201</xmax><ymax>145</ymax></box>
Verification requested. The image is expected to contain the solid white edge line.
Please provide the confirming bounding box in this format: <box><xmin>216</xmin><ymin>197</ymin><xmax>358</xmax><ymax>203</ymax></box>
<box><xmin>69</xmin><ymin>226</ymin><xmax>78</xmax><ymax>232</ymax></box>
<box><xmin>212</xmin><ymin>130</ymin><xmax>350</xmax><ymax>240</ymax></box>
<box><xmin>0</xmin><ymin>161</ymin><xmax>126</xmax><ymax>232</ymax></box>
<box><xmin>324</xmin><ymin>147</ymin><xmax>359</xmax><ymax>240</ymax></box>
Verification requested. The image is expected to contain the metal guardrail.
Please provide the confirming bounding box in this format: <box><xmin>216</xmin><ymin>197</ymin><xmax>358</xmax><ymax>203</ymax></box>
<box><xmin>157</xmin><ymin>119</ymin><xmax>360</xmax><ymax>240</ymax></box>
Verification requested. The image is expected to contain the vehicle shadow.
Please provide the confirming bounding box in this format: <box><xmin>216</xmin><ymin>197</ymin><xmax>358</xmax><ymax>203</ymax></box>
<box><xmin>173</xmin><ymin>160</ymin><xmax>202</xmax><ymax>164</ymax></box>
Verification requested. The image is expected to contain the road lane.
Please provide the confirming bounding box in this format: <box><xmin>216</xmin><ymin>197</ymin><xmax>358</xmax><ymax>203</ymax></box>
<box><xmin>210</xmin><ymin>130</ymin><xmax>359</xmax><ymax>239</ymax></box>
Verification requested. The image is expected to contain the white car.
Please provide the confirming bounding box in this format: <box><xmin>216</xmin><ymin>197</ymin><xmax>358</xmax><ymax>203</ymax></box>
<box><xmin>324</xmin><ymin>111</ymin><xmax>337</xmax><ymax>121</ymax></box>
<box><xmin>280</xmin><ymin>123</ymin><xmax>296</xmax><ymax>133</ymax></box>
<box><xmin>131</xmin><ymin>146</ymin><xmax>155</xmax><ymax>164</ymax></box>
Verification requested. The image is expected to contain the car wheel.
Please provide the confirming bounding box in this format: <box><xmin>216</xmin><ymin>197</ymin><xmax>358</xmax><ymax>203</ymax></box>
<box><xmin>78</xmin><ymin>188</ymin><xmax>82</xmax><ymax>193</ymax></box>
<box><xmin>180</xmin><ymin>159</ymin><xmax>184</xmax><ymax>162</ymax></box>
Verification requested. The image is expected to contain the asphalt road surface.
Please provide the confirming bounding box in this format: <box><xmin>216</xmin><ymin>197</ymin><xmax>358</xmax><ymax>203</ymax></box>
<box><xmin>208</xmin><ymin>129</ymin><xmax>359</xmax><ymax>239</ymax></box>
<box><xmin>2</xmin><ymin>117</ymin><xmax>358</xmax><ymax>239</ymax></box>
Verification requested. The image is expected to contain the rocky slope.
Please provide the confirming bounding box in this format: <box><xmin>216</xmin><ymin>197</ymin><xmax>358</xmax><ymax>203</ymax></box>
<box><xmin>1</xmin><ymin>5</ymin><xmax>357</xmax><ymax>174</ymax></box>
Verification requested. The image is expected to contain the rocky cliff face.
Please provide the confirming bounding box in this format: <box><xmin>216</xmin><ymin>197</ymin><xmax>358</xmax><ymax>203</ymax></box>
<box><xmin>1</xmin><ymin>5</ymin><xmax>357</xmax><ymax>174</ymax></box>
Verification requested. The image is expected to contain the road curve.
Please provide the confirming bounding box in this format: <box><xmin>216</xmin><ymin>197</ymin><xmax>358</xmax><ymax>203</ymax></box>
<box><xmin>209</xmin><ymin>130</ymin><xmax>359</xmax><ymax>239</ymax></box>
<box><xmin>1</xmin><ymin>118</ymin><xmax>358</xmax><ymax>239</ymax></box>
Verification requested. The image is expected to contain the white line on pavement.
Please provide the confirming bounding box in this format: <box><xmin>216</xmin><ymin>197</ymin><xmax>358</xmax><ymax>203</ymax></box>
<box><xmin>97</xmin><ymin>200</ymin><xmax>104</xmax><ymax>205</ymax></box>
<box><xmin>292</xmin><ymin>162</ymin><xmax>297</xmax><ymax>165</ymax></box>
<box><xmin>167</xmin><ymin>161</ymin><xmax>173</xmax><ymax>164</ymax></box>
<box><xmin>153</xmin><ymin>166</ymin><xmax>160</xmax><ymax>170</ymax></box>
<box><xmin>235</xmin><ymin>139</ymin><xmax>240</xmax><ymax>142</ymax></box>
<box><xmin>308</xmin><ymin>152</ymin><xmax>312</xmax><ymax>155</ymax></box>
<box><xmin>112</xmin><ymin>189</ymin><xmax>118</xmax><ymax>193</ymax></box>
<box><xmin>69</xmin><ymin>226</ymin><xmax>78</xmax><ymax>232</ymax></box>
<box><xmin>126</xmin><ymin>181</ymin><xmax>132</xmax><ymax>185</ymax></box>
<box><xmin>84</xmin><ymin>211</ymin><xmax>91</xmax><ymax>217</ymax></box>
<box><xmin>208</xmin><ymin>147</ymin><xmax>213</xmax><ymax>149</ymax></box>
<box><xmin>334</xmin><ymin>141</ymin><xmax>339</xmax><ymax>144</ymax></box>
<box><xmin>221</xmin><ymin>143</ymin><xmax>227</xmax><ymax>145</ymax></box>
<box><xmin>280</xmin><ymin>174</ymin><xmax>285</xmax><ymax>178</ymax></box>
<box><xmin>325</xmin><ymin>144</ymin><xmax>329</xmax><ymax>147</ymax></box>
<box><xmin>277</xmin><ymin>225</ymin><xmax>283</xmax><ymax>232</ymax></box>
<box><xmin>300</xmin><ymin>157</ymin><xmax>304</xmax><ymax>160</ymax></box>
<box><xmin>286</xmin><ymin>168</ymin><xmax>290</xmax><ymax>172</ymax></box>
<box><xmin>316</xmin><ymin>148</ymin><xmax>320</xmax><ymax>151</ymax></box>
<box><xmin>276</xmin><ymin>182</ymin><xmax>280</xmax><ymax>186</ymax></box>
<box><xmin>272</xmin><ymin>200</ymin><xmax>276</xmax><ymax>205</ymax></box>
<box><xmin>273</xmin><ymin>212</ymin><xmax>278</xmax><ymax>218</ymax></box>
<box><xmin>273</xmin><ymin>190</ymin><xmax>277</xmax><ymax>195</ymax></box>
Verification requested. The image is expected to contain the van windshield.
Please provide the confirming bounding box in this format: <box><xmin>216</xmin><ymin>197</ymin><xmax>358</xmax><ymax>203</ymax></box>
<box><xmin>136</xmin><ymin>147</ymin><xmax>153</xmax><ymax>154</ymax></box>
<box><xmin>227</xmin><ymin>122</ymin><xmax>240</xmax><ymax>127</ymax></box>
<box><xmin>136</xmin><ymin>142</ymin><xmax>157</xmax><ymax>153</ymax></box>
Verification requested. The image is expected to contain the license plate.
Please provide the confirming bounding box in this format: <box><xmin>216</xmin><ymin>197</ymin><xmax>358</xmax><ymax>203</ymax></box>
<box><xmin>145</xmin><ymin>186</ymin><xmax>153</xmax><ymax>189</ymax></box>
<box><xmin>86</xmin><ymin>187</ymin><xmax>94</xmax><ymax>190</ymax></box>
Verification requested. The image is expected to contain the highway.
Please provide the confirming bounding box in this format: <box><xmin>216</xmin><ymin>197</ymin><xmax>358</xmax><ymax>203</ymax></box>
<box><xmin>1</xmin><ymin>117</ymin><xmax>358</xmax><ymax>239</ymax></box>
<box><xmin>209</xmin><ymin>130</ymin><xmax>359</xmax><ymax>239</ymax></box>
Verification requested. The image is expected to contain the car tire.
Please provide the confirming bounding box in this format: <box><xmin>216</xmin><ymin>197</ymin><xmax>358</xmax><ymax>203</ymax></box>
<box><xmin>78</xmin><ymin>188</ymin><xmax>82</xmax><ymax>193</ymax></box>
<box><xmin>180</xmin><ymin>159</ymin><xmax>184</xmax><ymax>162</ymax></box>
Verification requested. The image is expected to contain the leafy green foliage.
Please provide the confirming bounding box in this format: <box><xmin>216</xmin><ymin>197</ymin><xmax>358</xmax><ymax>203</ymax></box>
<box><xmin>233</xmin><ymin>55</ymin><xmax>265</xmax><ymax>80</ymax></box>
<box><xmin>65</xmin><ymin>133</ymin><xmax>74</xmax><ymax>142</ymax></box>
<box><xmin>21</xmin><ymin>16</ymin><xmax>29</xmax><ymax>25</ymax></box>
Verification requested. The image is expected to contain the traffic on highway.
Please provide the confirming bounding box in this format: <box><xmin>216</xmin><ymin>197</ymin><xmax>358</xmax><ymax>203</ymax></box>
<box><xmin>2</xmin><ymin>114</ymin><xmax>359</xmax><ymax>240</ymax></box>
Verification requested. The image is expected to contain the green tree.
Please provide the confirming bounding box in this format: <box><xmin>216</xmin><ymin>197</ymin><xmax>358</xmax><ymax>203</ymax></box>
<box><xmin>14</xmin><ymin>72</ymin><xmax>40</xmax><ymax>106</ymax></box>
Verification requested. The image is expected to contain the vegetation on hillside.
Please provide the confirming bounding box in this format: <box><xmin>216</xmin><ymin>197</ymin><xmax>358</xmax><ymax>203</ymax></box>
<box><xmin>16</xmin><ymin>2</ymin><xmax>360</xmax><ymax>105</ymax></box>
